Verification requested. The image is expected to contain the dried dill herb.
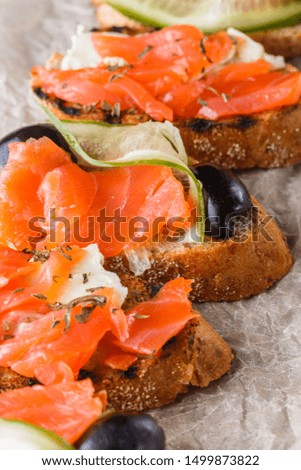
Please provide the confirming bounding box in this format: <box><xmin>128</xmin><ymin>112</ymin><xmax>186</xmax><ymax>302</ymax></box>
<box><xmin>134</xmin><ymin>314</ymin><xmax>150</xmax><ymax>319</ymax></box>
<box><xmin>12</xmin><ymin>287</ymin><xmax>25</xmax><ymax>294</ymax></box>
<box><xmin>22</xmin><ymin>248</ymin><xmax>51</xmax><ymax>264</ymax></box>
<box><xmin>55</xmin><ymin>247</ymin><xmax>72</xmax><ymax>261</ymax></box>
<box><xmin>32</xmin><ymin>293</ymin><xmax>48</xmax><ymax>301</ymax></box>
<box><xmin>52</xmin><ymin>319</ymin><xmax>61</xmax><ymax>329</ymax></box>
<box><xmin>86</xmin><ymin>286</ymin><xmax>104</xmax><ymax>293</ymax></box>
<box><xmin>200</xmin><ymin>37</ymin><xmax>212</xmax><ymax>63</ymax></box>
<box><xmin>47</xmin><ymin>302</ymin><xmax>64</xmax><ymax>311</ymax></box>
<box><xmin>74</xmin><ymin>305</ymin><xmax>96</xmax><ymax>324</ymax></box>
<box><xmin>197</xmin><ymin>97</ymin><xmax>207</xmax><ymax>107</ymax></box>
<box><xmin>137</xmin><ymin>45</ymin><xmax>153</xmax><ymax>60</ymax></box>
<box><xmin>63</xmin><ymin>294</ymin><xmax>107</xmax><ymax>333</ymax></box>
<box><xmin>221</xmin><ymin>93</ymin><xmax>231</xmax><ymax>102</ymax></box>
<box><xmin>101</xmin><ymin>100</ymin><xmax>121</xmax><ymax>117</ymax></box>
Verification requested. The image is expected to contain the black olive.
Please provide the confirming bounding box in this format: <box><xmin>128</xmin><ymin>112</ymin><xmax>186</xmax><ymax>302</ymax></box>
<box><xmin>0</xmin><ymin>123</ymin><xmax>74</xmax><ymax>167</ymax></box>
<box><xmin>192</xmin><ymin>163</ymin><xmax>252</xmax><ymax>238</ymax></box>
<box><xmin>77</xmin><ymin>414</ymin><xmax>166</xmax><ymax>450</ymax></box>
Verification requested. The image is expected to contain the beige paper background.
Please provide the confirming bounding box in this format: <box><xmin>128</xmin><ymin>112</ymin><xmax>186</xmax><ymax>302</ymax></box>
<box><xmin>1</xmin><ymin>0</ymin><xmax>301</xmax><ymax>450</ymax></box>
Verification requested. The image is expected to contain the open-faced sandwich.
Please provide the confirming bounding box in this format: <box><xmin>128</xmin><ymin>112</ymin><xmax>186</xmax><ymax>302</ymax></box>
<box><xmin>31</xmin><ymin>20</ymin><xmax>301</xmax><ymax>169</ymax></box>
<box><xmin>0</xmin><ymin>117</ymin><xmax>292</xmax><ymax>302</ymax></box>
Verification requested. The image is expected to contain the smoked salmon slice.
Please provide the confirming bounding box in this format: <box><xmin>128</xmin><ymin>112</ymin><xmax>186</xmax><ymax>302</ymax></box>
<box><xmin>0</xmin><ymin>379</ymin><xmax>105</xmax><ymax>444</ymax></box>
<box><xmin>113</xmin><ymin>278</ymin><xmax>198</xmax><ymax>356</ymax></box>
<box><xmin>32</xmin><ymin>24</ymin><xmax>301</xmax><ymax>120</ymax></box>
<box><xmin>0</xmin><ymin>138</ymin><xmax>190</xmax><ymax>256</ymax></box>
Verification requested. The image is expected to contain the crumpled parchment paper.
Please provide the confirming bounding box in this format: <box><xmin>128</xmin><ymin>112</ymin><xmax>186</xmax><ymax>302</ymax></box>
<box><xmin>1</xmin><ymin>0</ymin><xmax>301</xmax><ymax>450</ymax></box>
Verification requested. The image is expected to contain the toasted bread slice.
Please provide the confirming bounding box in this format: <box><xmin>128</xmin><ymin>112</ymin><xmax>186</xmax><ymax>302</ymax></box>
<box><xmin>104</xmin><ymin>200</ymin><xmax>292</xmax><ymax>304</ymax></box>
<box><xmin>0</xmin><ymin>315</ymin><xmax>233</xmax><ymax>411</ymax></box>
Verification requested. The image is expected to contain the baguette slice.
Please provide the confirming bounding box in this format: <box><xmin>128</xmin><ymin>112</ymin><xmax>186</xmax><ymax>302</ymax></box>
<box><xmin>0</xmin><ymin>315</ymin><xmax>233</xmax><ymax>412</ymax></box>
<box><xmin>32</xmin><ymin>58</ymin><xmax>301</xmax><ymax>170</ymax></box>
<box><xmin>104</xmin><ymin>200</ymin><xmax>292</xmax><ymax>304</ymax></box>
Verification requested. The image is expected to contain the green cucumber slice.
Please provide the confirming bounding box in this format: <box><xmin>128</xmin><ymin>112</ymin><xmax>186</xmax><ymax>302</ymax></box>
<box><xmin>0</xmin><ymin>419</ymin><xmax>74</xmax><ymax>450</ymax></box>
<box><xmin>42</xmin><ymin>106</ymin><xmax>205</xmax><ymax>241</ymax></box>
<box><xmin>103</xmin><ymin>0</ymin><xmax>301</xmax><ymax>33</ymax></box>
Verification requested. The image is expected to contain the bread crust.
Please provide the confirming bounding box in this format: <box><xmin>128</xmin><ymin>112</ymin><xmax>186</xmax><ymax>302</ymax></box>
<box><xmin>92</xmin><ymin>0</ymin><xmax>153</xmax><ymax>33</ymax></box>
<box><xmin>104</xmin><ymin>200</ymin><xmax>292</xmax><ymax>304</ymax></box>
<box><xmin>0</xmin><ymin>367</ymin><xmax>35</xmax><ymax>392</ymax></box>
<box><xmin>71</xmin><ymin>316</ymin><xmax>233</xmax><ymax>411</ymax></box>
<box><xmin>250</xmin><ymin>25</ymin><xmax>301</xmax><ymax>59</ymax></box>
<box><xmin>176</xmin><ymin>104</ymin><xmax>301</xmax><ymax>169</ymax></box>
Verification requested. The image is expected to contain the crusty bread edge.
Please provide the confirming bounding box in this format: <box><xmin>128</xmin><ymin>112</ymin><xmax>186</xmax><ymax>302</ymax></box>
<box><xmin>76</xmin><ymin>315</ymin><xmax>234</xmax><ymax>412</ymax></box>
<box><xmin>104</xmin><ymin>199</ymin><xmax>293</xmax><ymax>304</ymax></box>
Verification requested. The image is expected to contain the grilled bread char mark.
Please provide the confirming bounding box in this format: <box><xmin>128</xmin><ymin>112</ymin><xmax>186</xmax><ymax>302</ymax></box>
<box><xmin>33</xmin><ymin>86</ymin><xmax>301</xmax><ymax>170</ymax></box>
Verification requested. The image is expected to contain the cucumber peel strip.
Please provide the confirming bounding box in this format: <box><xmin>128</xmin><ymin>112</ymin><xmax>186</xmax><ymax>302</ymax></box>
<box><xmin>0</xmin><ymin>418</ymin><xmax>74</xmax><ymax>450</ymax></box>
<box><xmin>42</xmin><ymin>106</ymin><xmax>205</xmax><ymax>241</ymax></box>
<box><xmin>103</xmin><ymin>0</ymin><xmax>301</xmax><ymax>33</ymax></box>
